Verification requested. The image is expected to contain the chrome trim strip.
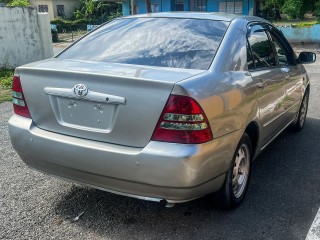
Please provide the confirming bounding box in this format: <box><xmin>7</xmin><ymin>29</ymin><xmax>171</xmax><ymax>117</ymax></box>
<box><xmin>44</xmin><ymin>87</ymin><xmax>126</xmax><ymax>105</ymax></box>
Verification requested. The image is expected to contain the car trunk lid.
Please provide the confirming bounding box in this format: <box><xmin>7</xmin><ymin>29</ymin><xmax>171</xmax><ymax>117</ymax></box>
<box><xmin>17</xmin><ymin>58</ymin><xmax>204</xmax><ymax>147</ymax></box>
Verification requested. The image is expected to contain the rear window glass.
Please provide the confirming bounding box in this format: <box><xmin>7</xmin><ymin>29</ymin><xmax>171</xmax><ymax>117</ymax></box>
<box><xmin>58</xmin><ymin>18</ymin><xmax>229</xmax><ymax>70</ymax></box>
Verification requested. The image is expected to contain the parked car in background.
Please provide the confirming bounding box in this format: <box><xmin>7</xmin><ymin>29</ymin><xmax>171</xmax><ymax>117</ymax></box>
<box><xmin>8</xmin><ymin>13</ymin><xmax>316</xmax><ymax>209</ymax></box>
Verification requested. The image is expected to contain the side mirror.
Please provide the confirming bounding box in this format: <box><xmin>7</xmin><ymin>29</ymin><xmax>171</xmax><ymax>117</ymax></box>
<box><xmin>298</xmin><ymin>52</ymin><xmax>316</xmax><ymax>64</ymax></box>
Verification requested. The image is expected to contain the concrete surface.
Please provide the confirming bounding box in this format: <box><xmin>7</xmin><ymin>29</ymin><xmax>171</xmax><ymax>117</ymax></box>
<box><xmin>0</xmin><ymin>49</ymin><xmax>319</xmax><ymax>240</ymax></box>
<box><xmin>0</xmin><ymin>7</ymin><xmax>53</xmax><ymax>68</ymax></box>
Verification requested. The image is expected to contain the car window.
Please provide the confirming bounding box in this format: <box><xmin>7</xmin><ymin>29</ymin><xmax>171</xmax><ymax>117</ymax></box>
<box><xmin>58</xmin><ymin>18</ymin><xmax>229</xmax><ymax>70</ymax></box>
<box><xmin>269</xmin><ymin>32</ymin><xmax>289</xmax><ymax>66</ymax></box>
<box><xmin>247</xmin><ymin>24</ymin><xmax>277</xmax><ymax>69</ymax></box>
<box><xmin>273</xmin><ymin>40</ymin><xmax>288</xmax><ymax>66</ymax></box>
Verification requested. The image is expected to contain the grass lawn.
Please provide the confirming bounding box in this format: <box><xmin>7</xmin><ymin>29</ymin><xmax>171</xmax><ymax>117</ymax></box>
<box><xmin>0</xmin><ymin>69</ymin><xmax>13</xmax><ymax>103</ymax></box>
<box><xmin>273</xmin><ymin>18</ymin><xmax>320</xmax><ymax>28</ymax></box>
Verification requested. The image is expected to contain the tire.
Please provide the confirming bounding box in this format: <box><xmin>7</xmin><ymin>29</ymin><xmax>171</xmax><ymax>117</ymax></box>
<box><xmin>214</xmin><ymin>133</ymin><xmax>252</xmax><ymax>209</ymax></box>
<box><xmin>291</xmin><ymin>90</ymin><xmax>309</xmax><ymax>131</ymax></box>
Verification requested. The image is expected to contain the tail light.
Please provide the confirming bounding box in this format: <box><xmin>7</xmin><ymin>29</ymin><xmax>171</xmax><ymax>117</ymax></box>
<box><xmin>12</xmin><ymin>75</ymin><xmax>31</xmax><ymax>118</ymax></box>
<box><xmin>151</xmin><ymin>95</ymin><xmax>213</xmax><ymax>144</ymax></box>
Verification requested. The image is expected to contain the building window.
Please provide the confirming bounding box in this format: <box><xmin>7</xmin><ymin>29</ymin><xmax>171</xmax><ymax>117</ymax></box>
<box><xmin>218</xmin><ymin>1</ymin><xmax>243</xmax><ymax>14</ymax></box>
<box><xmin>57</xmin><ymin>5</ymin><xmax>65</xmax><ymax>17</ymax></box>
<box><xmin>38</xmin><ymin>5</ymin><xmax>48</xmax><ymax>12</ymax></box>
<box><xmin>175</xmin><ymin>0</ymin><xmax>184</xmax><ymax>11</ymax></box>
<box><xmin>151</xmin><ymin>3</ymin><xmax>159</xmax><ymax>12</ymax></box>
<box><xmin>190</xmin><ymin>0</ymin><xmax>207</xmax><ymax>11</ymax></box>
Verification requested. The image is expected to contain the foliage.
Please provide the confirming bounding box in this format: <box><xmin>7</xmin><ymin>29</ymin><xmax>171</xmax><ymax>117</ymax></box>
<box><xmin>72</xmin><ymin>0</ymin><xmax>121</xmax><ymax>23</ymax></box>
<box><xmin>0</xmin><ymin>0</ymin><xmax>11</xmax><ymax>4</ymax></box>
<box><xmin>301</xmin><ymin>0</ymin><xmax>318</xmax><ymax>15</ymax></box>
<box><xmin>51</xmin><ymin>18</ymin><xmax>96</xmax><ymax>33</ymax></box>
<box><xmin>264</xmin><ymin>0</ymin><xmax>285</xmax><ymax>9</ymax></box>
<box><xmin>0</xmin><ymin>69</ymin><xmax>13</xmax><ymax>103</ymax></box>
<box><xmin>74</xmin><ymin>0</ymin><xmax>95</xmax><ymax>19</ymax></box>
<box><xmin>51</xmin><ymin>18</ymin><xmax>94</xmax><ymax>25</ymax></box>
<box><xmin>291</xmin><ymin>21</ymin><xmax>320</xmax><ymax>27</ymax></box>
<box><xmin>6</xmin><ymin>0</ymin><xmax>29</xmax><ymax>7</ymax></box>
<box><xmin>282</xmin><ymin>0</ymin><xmax>303</xmax><ymax>19</ymax></box>
<box><xmin>0</xmin><ymin>69</ymin><xmax>13</xmax><ymax>88</ymax></box>
<box><xmin>263</xmin><ymin>0</ymin><xmax>320</xmax><ymax>20</ymax></box>
<box><xmin>315</xmin><ymin>0</ymin><xmax>320</xmax><ymax>16</ymax></box>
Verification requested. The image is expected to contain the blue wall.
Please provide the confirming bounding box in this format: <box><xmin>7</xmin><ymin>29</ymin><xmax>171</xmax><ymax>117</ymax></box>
<box><xmin>122</xmin><ymin>0</ymin><xmax>130</xmax><ymax>16</ymax></box>
<box><xmin>280</xmin><ymin>25</ymin><xmax>320</xmax><ymax>43</ymax></box>
<box><xmin>122</xmin><ymin>0</ymin><xmax>255</xmax><ymax>16</ymax></box>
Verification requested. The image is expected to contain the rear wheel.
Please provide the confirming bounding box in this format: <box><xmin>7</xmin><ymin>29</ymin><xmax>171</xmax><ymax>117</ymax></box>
<box><xmin>292</xmin><ymin>91</ymin><xmax>309</xmax><ymax>131</ymax></box>
<box><xmin>215</xmin><ymin>133</ymin><xmax>252</xmax><ymax>209</ymax></box>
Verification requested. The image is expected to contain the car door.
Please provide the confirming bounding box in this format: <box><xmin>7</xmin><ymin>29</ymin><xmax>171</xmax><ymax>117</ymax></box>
<box><xmin>247</xmin><ymin>23</ymin><xmax>288</xmax><ymax>148</ymax></box>
<box><xmin>268</xmin><ymin>27</ymin><xmax>305</xmax><ymax>122</ymax></box>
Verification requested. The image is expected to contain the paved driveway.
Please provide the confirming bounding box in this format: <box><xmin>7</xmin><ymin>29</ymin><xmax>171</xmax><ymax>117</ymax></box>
<box><xmin>1</xmin><ymin>54</ymin><xmax>319</xmax><ymax>240</ymax></box>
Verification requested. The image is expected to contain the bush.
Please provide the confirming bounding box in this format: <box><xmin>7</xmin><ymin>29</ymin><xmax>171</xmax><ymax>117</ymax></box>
<box><xmin>282</xmin><ymin>0</ymin><xmax>303</xmax><ymax>19</ymax></box>
<box><xmin>0</xmin><ymin>69</ymin><xmax>13</xmax><ymax>89</ymax></box>
<box><xmin>50</xmin><ymin>18</ymin><xmax>99</xmax><ymax>32</ymax></box>
<box><xmin>315</xmin><ymin>0</ymin><xmax>320</xmax><ymax>16</ymax></box>
<box><xmin>6</xmin><ymin>0</ymin><xmax>29</xmax><ymax>6</ymax></box>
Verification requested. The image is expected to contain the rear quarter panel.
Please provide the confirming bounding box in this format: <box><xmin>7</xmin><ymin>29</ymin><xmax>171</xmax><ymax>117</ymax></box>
<box><xmin>173</xmin><ymin>18</ymin><xmax>259</xmax><ymax>141</ymax></box>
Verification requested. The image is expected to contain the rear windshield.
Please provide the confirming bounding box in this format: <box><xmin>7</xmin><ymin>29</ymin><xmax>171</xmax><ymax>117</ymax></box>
<box><xmin>58</xmin><ymin>18</ymin><xmax>229</xmax><ymax>70</ymax></box>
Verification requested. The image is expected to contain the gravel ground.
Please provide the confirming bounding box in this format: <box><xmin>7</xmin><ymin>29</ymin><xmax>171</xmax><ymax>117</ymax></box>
<box><xmin>0</xmin><ymin>49</ymin><xmax>320</xmax><ymax>240</ymax></box>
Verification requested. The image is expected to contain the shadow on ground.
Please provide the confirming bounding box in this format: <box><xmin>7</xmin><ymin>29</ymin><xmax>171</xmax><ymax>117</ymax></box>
<box><xmin>52</xmin><ymin>117</ymin><xmax>320</xmax><ymax>240</ymax></box>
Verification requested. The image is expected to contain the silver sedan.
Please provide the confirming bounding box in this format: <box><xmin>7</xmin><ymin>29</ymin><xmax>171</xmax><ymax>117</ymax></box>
<box><xmin>8</xmin><ymin>12</ymin><xmax>316</xmax><ymax>209</ymax></box>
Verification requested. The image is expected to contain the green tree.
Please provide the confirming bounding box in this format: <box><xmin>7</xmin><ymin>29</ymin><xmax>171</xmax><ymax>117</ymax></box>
<box><xmin>263</xmin><ymin>0</ymin><xmax>285</xmax><ymax>19</ymax></box>
<box><xmin>6</xmin><ymin>0</ymin><xmax>29</xmax><ymax>6</ymax></box>
<box><xmin>264</xmin><ymin>0</ymin><xmax>285</xmax><ymax>9</ymax></box>
<box><xmin>73</xmin><ymin>0</ymin><xmax>121</xmax><ymax>23</ymax></box>
<box><xmin>282</xmin><ymin>0</ymin><xmax>303</xmax><ymax>19</ymax></box>
<box><xmin>75</xmin><ymin>0</ymin><xmax>95</xmax><ymax>19</ymax></box>
<box><xmin>300</xmin><ymin>0</ymin><xmax>317</xmax><ymax>16</ymax></box>
<box><xmin>315</xmin><ymin>0</ymin><xmax>320</xmax><ymax>16</ymax></box>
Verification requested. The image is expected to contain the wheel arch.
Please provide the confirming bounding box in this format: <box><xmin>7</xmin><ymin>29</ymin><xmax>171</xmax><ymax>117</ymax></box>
<box><xmin>244</xmin><ymin>121</ymin><xmax>260</xmax><ymax>160</ymax></box>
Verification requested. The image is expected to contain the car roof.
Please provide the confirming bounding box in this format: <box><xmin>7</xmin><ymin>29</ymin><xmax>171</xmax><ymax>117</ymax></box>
<box><xmin>122</xmin><ymin>12</ymin><xmax>268</xmax><ymax>23</ymax></box>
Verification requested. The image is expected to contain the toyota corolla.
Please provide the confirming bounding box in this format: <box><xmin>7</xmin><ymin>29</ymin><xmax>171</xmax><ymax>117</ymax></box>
<box><xmin>8</xmin><ymin>12</ymin><xmax>316</xmax><ymax>208</ymax></box>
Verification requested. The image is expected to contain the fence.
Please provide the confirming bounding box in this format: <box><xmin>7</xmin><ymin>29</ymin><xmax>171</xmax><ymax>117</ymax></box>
<box><xmin>51</xmin><ymin>24</ymin><xmax>100</xmax><ymax>42</ymax></box>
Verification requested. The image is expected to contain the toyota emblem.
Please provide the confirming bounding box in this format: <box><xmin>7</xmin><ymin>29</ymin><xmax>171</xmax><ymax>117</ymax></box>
<box><xmin>73</xmin><ymin>84</ymin><xmax>89</xmax><ymax>98</ymax></box>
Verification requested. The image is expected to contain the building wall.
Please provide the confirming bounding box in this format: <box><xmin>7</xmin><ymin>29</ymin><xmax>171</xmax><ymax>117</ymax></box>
<box><xmin>122</xmin><ymin>0</ymin><xmax>255</xmax><ymax>16</ymax></box>
<box><xmin>52</xmin><ymin>0</ymin><xmax>80</xmax><ymax>19</ymax></box>
<box><xmin>0</xmin><ymin>7</ymin><xmax>53</xmax><ymax>68</ymax></box>
<box><xmin>29</xmin><ymin>0</ymin><xmax>80</xmax><ymax>20</ymax></box>
<box><xmin>29</xmin><ymin>0</ymin><xmax>55</xmax><ymax>19</ymax></box>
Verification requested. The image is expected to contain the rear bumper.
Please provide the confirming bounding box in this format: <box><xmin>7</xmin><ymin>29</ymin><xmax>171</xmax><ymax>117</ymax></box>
<box><xmin>8</xmin><ymin>115</ymin><xmax>242</xmax><ymax>202</ymax></box>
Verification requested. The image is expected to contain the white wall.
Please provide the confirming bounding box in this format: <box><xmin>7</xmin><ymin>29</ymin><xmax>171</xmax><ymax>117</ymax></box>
<box><xmin>29</xmin><ymin>0</ymin><xmax>55</xmax><ymax>20</ymax></box>
<box><xmin>0</xmin><ymin>7</ymin><xmax>53</xmax><ymax>68</ymax></box>
<box><xmin>29</xmin><ymin>0</ymin><xmax>80</xmax><ymax>20</ymax></box>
